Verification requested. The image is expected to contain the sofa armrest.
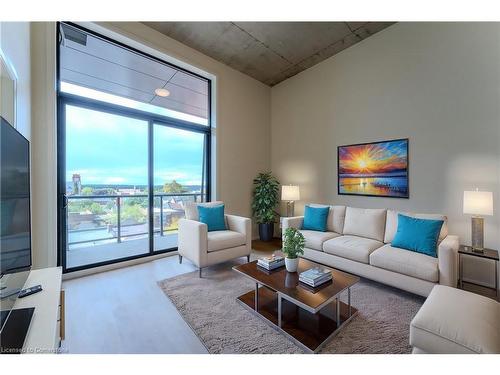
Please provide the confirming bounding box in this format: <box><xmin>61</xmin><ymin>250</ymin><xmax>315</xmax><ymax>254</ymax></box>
<box><xmin>438</xmin><ymin>235</ymin><xmax>459</xmax><ymax>287</ymax></box>
<box><xmin>281</xmin><ymin>216</ymin><xmax>304</xmax><ymax>230</ymax></box>
<box><xmin>225</xmin><ymin>214</ymin><xmax>252</xmax><ymax>254</ymax></box>
<box><xmin>178</xmin><ymin>218</ymin><xmax>208</xmax><ymax>267</ymax></box>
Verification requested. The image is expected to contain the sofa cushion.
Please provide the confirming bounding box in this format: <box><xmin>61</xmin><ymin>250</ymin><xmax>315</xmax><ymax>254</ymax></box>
<box><xmin>384</xmin><ymin>210</ymin><xmax>448</xmax><ymax>244</ymax></box>
<box><xmin>299</xmin><ymin>230</ymin><xmax>340</xmax><ymax>251</ymax></box>
<box><xmin>410</xmin><ymin>285</ymin><xmax>500</xmax><ymax>353</ymax></box>
<box><xmin>369</xmin><ymin>244</ymin><xmax>439</xmax><ymax>282</ymax></box>
<box><xmin>207</xmin><ymin>230</ymin><xmax>246</xmax><ymax>252</ymax></box>
<box><xmin>323</xmin><ymin>235</ymin><xmax>383</xmax><ymax>264</ymax></box>
<box><xmin>308</xmin><ymin>204</ymin><xmax>346</xmax><ymax>233</ymax></box>
<box><xmin>342</xmin><ymin>207</ymin><xmax>387</xmax><ymax>242</ymax></box>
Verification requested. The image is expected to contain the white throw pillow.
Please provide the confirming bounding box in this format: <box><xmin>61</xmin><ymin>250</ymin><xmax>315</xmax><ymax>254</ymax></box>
<box><xmin>384</xmin><ymin>210</ymin><xmax>410</xmax><ymax>244</ymax></box>
<box><xmin>343</xmin><ymin>207</ymin><xmax>387</xmax><ymax>242</ymax></box>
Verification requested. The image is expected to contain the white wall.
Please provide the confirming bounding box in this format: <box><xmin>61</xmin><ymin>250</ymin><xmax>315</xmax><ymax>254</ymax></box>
<box><xmin>0</xmin><ymin>22</ymin><xmax>58</xmax><ymax>270</ymax></box>
<box><xmin>30</xmin><ymin>22</ymin><xmax>58</xmax><ymax>269</ymax></box>
<box><xmin>0</xmin><ymin>22</ymin><xmax>31</xmax><ymax>139</ymax></box>
<box><xmin>0</xmin><ymin>23</ymin><xmax>42</xmax><ymax>267</ymax></box>
<box><xmin>29</xmin><ymin>22</ymin><xmax>271</xmax><ymax>268</ymax></box>
<box><xmin>271</xmin><ymin>23</ymin><xmax>500</xmax><ymax>287</ymax></box>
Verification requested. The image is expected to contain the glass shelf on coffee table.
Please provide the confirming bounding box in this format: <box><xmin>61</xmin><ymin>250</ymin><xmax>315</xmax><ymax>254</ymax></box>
<box><xmin>233</xmin><ymin>258</ymin><xmax>360</xmax><ymax>353</ymax></box>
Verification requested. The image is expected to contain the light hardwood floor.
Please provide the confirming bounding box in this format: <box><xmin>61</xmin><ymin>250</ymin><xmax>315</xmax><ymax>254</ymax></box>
<box><xmin>61</xmin><ymin>245</ymin><xmax>273</xmax><ymax>354</ymax></box>
<box><xmin>61</xmin><ymin>254</ymin><xmax>208</xmax><ymax>353</ymax></box>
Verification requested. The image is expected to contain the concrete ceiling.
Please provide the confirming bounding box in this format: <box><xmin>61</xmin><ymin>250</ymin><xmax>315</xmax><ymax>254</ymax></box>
<box><xmin>144</xmin><ymin>22</ymin><xmax>395</xmax><ymax>86</ymax></box>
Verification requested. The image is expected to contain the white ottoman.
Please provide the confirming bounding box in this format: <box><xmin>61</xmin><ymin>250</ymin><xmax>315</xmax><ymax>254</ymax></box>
<box><xmin>410</xmin><ymin>285</ymin><xmax>500</xmax><ymax>354</ymax></box>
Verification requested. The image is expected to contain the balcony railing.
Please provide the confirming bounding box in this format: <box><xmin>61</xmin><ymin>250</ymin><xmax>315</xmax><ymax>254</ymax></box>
<box><xmin>67</xmin><ymin>192</ymin><xmax>202</xmax><ymax>248</ymax></box>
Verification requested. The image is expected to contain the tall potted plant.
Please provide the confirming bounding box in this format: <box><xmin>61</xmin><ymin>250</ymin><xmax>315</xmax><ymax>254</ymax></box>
<box><xmin>252</xmin><ymin>172</ymin><xmax>280</xmax><ymax>241</ymax></box>
<box><xmin>282</xmin><ymin>228</ymin><xmax>305</xmax><ymax>272</ymax></box>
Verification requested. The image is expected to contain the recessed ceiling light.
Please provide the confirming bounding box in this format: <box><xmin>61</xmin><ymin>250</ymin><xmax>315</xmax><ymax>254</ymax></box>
<box><xmin>155</xmin><ymin>88</ymin><xmax>170</xmax><ymax>97</ymax></box>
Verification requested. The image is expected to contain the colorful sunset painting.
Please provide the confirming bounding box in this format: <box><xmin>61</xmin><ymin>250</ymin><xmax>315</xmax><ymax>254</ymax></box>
<box><xmin>338</xmin><ymin>139</ymin><xmax>409</xmax><ymax>198</ymax></box>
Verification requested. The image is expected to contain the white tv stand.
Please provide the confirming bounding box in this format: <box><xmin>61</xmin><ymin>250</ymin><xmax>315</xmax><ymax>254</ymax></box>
<box><xmin>12</xmin><ymin>267</ymin><xmax>64</xmax><ymax>354</ymax></box>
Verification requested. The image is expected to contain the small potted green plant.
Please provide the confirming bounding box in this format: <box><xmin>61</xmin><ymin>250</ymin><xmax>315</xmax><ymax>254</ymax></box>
<box><xmin>282</xmin><ymin>227</ymin><xmax>305</xmax><ymax>272</ymax></box>
<box><xmin>252</xmin><ymin>172</ymin><xmax>280</xmax><ymax>241</ymax></box>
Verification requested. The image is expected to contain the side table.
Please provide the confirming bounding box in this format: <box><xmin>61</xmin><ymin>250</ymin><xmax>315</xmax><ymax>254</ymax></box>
<box><xmin>458</xmin><ymin>245</ymin><xmax>499</xmax><ymax>300</ymax></box>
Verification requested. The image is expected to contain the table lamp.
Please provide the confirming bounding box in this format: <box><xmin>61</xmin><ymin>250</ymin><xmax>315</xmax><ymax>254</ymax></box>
<box><xmin>463</xmin><ymin>189</ymin><xmax>493</xmax><ymax>252</ymax></box>
<box><xmin>282</xmin><ymin>185</ymin><xmax>300</xmax><ymax>217</ymax></box>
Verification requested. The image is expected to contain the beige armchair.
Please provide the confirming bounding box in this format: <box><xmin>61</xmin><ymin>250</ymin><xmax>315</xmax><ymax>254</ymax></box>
<box><xmin>178</xmin><ymin>202</ymin><xmax>251</xmax><ymax>277</ymax></box>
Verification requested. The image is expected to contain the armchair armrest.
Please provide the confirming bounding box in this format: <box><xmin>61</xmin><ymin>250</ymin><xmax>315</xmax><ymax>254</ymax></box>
<box><xmin>438</xmin><ymin>235</ymin><xmax>459</xmax><ymax>287</ymax></box>
<box><xmin>282</xmin><ymin>216</ymin><xmax>304</xmax><ymax>230</ymax></box>
<box><xmin>225</xmin><ymin>214</ymin><xmax>251</xmax><ymax>235</ymax></box>
<box><xmin>178</xmin><ymin>218</ymin><xmax>208</xmax><ymax>267</ymax></box>
<box><xmin>225</xmin><ymin>214</ymin><xmax>251</xmax><ymax>254</ymax></box>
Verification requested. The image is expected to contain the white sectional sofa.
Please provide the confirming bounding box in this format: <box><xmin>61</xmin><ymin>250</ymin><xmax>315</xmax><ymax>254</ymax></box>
<box><xmin>410</xmin><ymin>285</ymin><xmax>500</xmax><ymax>353</ymax></box>
<box><xmin>282</xmin><ymin>205</ymin><xmax>459</xmax><ymax>297</ymax></box>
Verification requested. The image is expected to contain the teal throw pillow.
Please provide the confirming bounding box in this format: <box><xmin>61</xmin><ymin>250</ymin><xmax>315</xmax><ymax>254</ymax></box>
<box><xmin>198</xmin><ymin>204</ymin><xmax>226</xmax><ymax>232</ymax></box>
<box><xmin>391</xmin><ymin>214</ymin><xmax>444</xmax><ymax>258</ymax></box>
<box><xmin>302</xmin><ymin>205</ymin><xmax>329</xmax><ymax>232</ymax></box>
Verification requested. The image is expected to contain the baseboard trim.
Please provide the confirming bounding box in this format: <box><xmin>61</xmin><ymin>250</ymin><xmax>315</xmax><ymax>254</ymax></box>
<box><xmin>62</xmin><ymin>251</ymin><xmax>178</xmax><ymax>281</ymax></box>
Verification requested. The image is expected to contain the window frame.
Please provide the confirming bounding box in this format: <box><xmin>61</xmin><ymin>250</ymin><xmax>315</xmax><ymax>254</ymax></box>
<box><xmin>56</xmin><ymin>22</ymin><xmax>212</xmax><ymax>273</ymax></box>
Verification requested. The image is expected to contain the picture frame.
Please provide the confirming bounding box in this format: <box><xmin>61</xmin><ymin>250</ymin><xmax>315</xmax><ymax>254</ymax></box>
<box><xmin>337</xmin><ymin>138</ymin><xmax>409</xmax><ymax>198</ymax></box>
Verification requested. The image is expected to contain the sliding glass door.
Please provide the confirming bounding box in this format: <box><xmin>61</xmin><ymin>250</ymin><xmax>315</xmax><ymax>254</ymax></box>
<box><xmin>59</xmin><ymin>99</ymin><xmax>210</xmax><ymax>272</ymax></box>
<box><xmin>63</xmin><ymin>104</ymin><xmax>150</xmax><ymax>269</ymax></box>
<box><xmin>57</xmin><ymin>23</ymin><xmax>211</xmax><ymax>272</ymax></box>
<box><xmin>153</xmin><ymin>125</ymin><xmax>207</xmax><ymax>251</ymax></box>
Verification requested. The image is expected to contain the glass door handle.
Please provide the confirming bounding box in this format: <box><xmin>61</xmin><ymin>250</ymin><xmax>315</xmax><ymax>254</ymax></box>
<box><xmin>62</xmin><ymin>194</ymin><xmax>68</xmax><ymax>209</ymax></box>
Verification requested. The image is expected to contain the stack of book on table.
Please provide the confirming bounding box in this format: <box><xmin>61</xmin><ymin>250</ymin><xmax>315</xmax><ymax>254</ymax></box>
<box><xmin>257</xmin><ymin>255</ymin><xmax>285</xmax><ymax>270</ymax></box>
<box><xmin>299</xmin><ymin>267</ymin><xmax>332</xmax><ymax>287</ymax></box>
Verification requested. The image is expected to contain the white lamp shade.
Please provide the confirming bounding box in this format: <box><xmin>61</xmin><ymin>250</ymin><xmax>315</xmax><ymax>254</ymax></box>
<box><xmin>463</xmin><ymin>190</ymin><xmax>493</xmax><ymax>216</ymax></box>
<box><xmin>281</xmin><ymin>185</ymin><xmax>300</xmax><ymax>201</ymax></box>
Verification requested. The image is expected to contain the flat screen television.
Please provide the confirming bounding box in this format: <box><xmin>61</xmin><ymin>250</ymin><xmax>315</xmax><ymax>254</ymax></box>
<box><xmin>0</xmin><ymin>116</ymin><xmax>32</xmax><ymax>334</ymax></box>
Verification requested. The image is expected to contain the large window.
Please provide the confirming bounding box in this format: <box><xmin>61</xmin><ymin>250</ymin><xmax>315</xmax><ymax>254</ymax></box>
<box><xmin>57</xmin><ymin>23</ymin><xmax>211</xmax><ymax>272</ymax></box>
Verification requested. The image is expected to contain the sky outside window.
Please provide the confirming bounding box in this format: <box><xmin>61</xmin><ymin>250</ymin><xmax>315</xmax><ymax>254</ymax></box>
<box><xmin>65</xmin><ymin>105</ymin><xmax>205</xmax><ymax>189</ymax></box>
<box><xmin>65</xmin><ymin>105</ymin><xmax>148</xmax><ymax>187</ymax></box>
<box><xmin>153</xmin><ymin>125</ymin><xmax>204</xmax><ymax>188</ymax></box>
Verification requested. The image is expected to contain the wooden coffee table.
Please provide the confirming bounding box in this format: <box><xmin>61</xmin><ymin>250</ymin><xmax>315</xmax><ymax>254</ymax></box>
<box><xmin>233</xmin><ymin>258</ymin><xmax>360</xmax><ymax>353</ymax></box>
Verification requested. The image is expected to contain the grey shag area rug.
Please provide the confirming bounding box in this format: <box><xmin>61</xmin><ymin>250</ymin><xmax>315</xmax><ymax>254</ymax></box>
<box><xmin>158</xmin><ymin>262</ymin><xmax>424</xmax><ymax>354</ymax></box>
